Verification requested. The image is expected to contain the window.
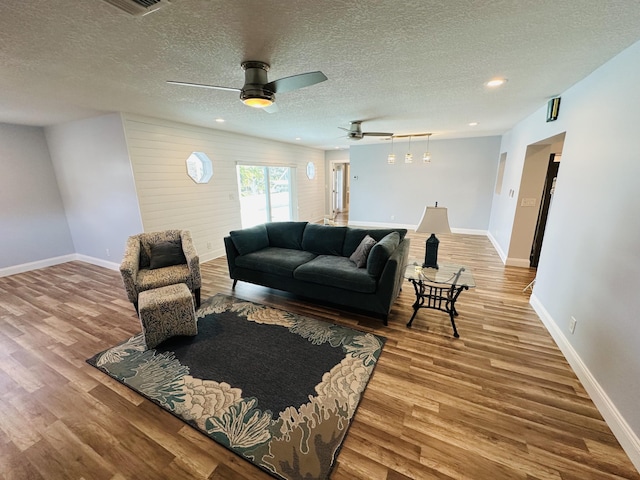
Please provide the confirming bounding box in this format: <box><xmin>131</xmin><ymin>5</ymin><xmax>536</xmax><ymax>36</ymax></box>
<box><xmin>237</xmin><ymin>165</ymin><xmax>295</xmax><ymax>228</ymax></box>
<box><xmin>186</xmin><ymin>152</ymin><xmax>213</xmax><ymax>184</ymax></box>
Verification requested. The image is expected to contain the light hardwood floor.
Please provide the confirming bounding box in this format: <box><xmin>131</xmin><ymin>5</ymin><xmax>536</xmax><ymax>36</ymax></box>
<box><xmin>0</xmin><ymin>231</ymin><xmax>638</xmax><ymax>479</ymax></box>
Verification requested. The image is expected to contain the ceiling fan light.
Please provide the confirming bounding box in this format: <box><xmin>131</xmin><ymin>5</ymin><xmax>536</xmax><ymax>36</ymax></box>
<box><xmin>240</xmin><ymin>88</ymin><xmax>275</xmax><ymax>108</ymax></box>
<box><xmin>388</xmin><ymin>153</ymin><xmax>396</xmax><ymax>164</ymax></box>
<box><xmin>242</xmin><ymin>97</ymin><xmax>274</xmax><ymax>108</ymax></box>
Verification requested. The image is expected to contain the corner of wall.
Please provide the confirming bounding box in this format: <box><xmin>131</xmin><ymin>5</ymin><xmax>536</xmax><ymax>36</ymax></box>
<box><xmin>486</xmin><ymin>231</ymin><xmax>507</xmax><ymax>264</ymax></box>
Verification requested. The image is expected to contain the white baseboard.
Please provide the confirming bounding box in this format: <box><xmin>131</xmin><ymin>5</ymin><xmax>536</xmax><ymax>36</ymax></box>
<box><xmin>348</xmin><ymin>220</ymin><xmax>416</xmax><ymax>229</ymax></box>
<box><xmin>348</xmin><ymin>221</ymin><xmax>487</xmax><ymax>236</ymax></box>
<box><xmin>0</xmin><ymin>254</ymin><xmax>121</xmax><ymax>277</ymax></box>
<box><xmin>1</xmin><ymin>250</ymin><xmax>230</xmax><ymax>277</ymax></box>
<box><xmin>0</xmin><ymin>254</ymin><xmax>77</xmax><ymax>277</ymax></box>
<box><xmin>505</xmin><ymin>257</ymin><xmax>531</xmax><ymax>268</ymax></box>
<box><xmin>200</xmin><ymin>249</ymin><xmax>224</xmax><ymax>264</ymax></box>
<box><xmin>75</xmin><ymin>254</ymin><xmax>120</xmax><ymax>271</ymax></box>
<box><xmin>451</xmin><ymin>228</ymin><xmax>487</xmax><ymax>236</ymax></box>
<box><xmin>487</xmin><ymin>231</ymin><xmax>508</xmax><ymax>264</ymax></box>
<box><xmin>485</xmin><ymin>233</ymin><xmax>533</xmax><ymax>268</ymax></box>
<box><xmin>530</xmin><ymin>294</ymin><xmax>640</xmax><ymax>472</ymax></box>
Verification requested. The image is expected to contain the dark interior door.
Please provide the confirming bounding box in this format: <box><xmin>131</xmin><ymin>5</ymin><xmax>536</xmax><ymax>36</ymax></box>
<box><xmin>530</xmin><ymin>153</ymin><xmax>561</xmax><ymax>267</ymax></box>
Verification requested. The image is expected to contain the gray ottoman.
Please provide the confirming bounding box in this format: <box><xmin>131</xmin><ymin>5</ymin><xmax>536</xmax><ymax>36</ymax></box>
<box><xmin>138</xmin><ymin>283</ymin><xmax>197</xmax><ymax>349</ymax></box>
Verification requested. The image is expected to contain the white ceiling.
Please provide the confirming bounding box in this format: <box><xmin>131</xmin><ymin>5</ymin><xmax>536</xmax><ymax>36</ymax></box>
<box><xmin>1</xmin><ymin>0</ymin><xmax>639</xmax><ymax>150</ymax></box>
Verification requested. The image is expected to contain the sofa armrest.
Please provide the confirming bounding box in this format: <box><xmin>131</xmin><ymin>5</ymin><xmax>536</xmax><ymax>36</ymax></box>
<box><xmin>376</xmin><ymin>238</ymin><xmax>411</xmax><ymax>310</ymax></box>
<box><xmin>180</xmin><ymin>230</ymin><xmax>201</xmax><ymax>289</ymax></box>
<box><xmin>120</xmin><ymin>236</ymin><xmax>141</xmax><ymax>303</ymax></box>
<box><xmin>224</xmin><ymin>236</ymin><xmax>240</xmax><ymax>278</ymax></box>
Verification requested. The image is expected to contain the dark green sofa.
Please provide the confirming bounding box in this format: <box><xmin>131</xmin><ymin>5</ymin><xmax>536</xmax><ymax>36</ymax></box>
<box><xmin>223</xmin><ymin>221</ymin><xmax>410</xmax><ymax>324</ymax></box>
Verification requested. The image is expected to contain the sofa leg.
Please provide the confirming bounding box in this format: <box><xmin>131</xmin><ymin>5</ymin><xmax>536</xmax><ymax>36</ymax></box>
<box><xmin>383</xmin><ymin>316</ymin><xmax>388</xmax><ymax>326</ymax></box>
<box><xmin>194</xmin><ymin>288</ymin><xmax>201</xmax><ymax>308</ymax></box>
<box><xmin>232</xmin><ymin>279</ymin><xmax>238</xmax><ymax>289</ymax></box>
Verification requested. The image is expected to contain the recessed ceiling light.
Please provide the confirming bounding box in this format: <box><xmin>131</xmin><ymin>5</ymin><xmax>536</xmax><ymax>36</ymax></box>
<box><xmin>295</xmin><ymin>137</ymin><xmax>301</xmax><ymax>141</ymax></box>
<box><xmin>215</xmin><ymin>118</ymin><xmax>225</xmax><ymax>123</ymax></box>
<box><xmin>468</xmin><ymin>122</ymin><xmax>479</xmax><ymax>126</ymax></box>
<box><xmin>486</xmin><ymin>78</ymin><xmax>507</xmax><ymax>87</ymax></box>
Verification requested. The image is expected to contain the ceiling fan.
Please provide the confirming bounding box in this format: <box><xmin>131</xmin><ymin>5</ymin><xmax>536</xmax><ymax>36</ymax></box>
<box><xmin>167</xmin><ymin>61</ymin><xmax>327</xmax><ymax>113</ymax></box>
<box><xmin>340</xmin><ymin>121</ymin><xmax>393</xmax><ymax>140</ymax></box>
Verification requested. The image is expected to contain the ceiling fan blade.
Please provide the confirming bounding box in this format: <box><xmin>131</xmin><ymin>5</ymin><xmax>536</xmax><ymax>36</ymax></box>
<box><xmin>166</xmin><ymin>80</ymin><xmax>241</xmax><ymax>92</ymax></box>
<box><xmin>265</xmin><ymin>71</ymin><xmax>327</xmax><ymax>94</ymax></box>
<box><xmin>263</xmin><ymin>103</ymin><xmax>280</xmax><ymax>114</ymax></box>
<box><xmin>362</xmin><ymin>132</ymin><xmax>394</xmax><ymax>137</ymax></box>
<box><xmin>338</xmin><ymin>127</ymin><xmax>351</xmax><ymax>132</ymax></box>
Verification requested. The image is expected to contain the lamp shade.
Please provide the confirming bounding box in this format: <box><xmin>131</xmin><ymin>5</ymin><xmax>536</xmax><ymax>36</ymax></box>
<box><xmin>416</xmin><ymin>206</ymin><xmax>451</xmax><ymax>234</ymax></box>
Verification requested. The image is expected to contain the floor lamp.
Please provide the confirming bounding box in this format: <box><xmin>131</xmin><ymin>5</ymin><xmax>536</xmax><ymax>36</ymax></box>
<box><xmin>416</xmin><ymin>204</ymin><xmax>451</xmax><ymax>269</ymax></box>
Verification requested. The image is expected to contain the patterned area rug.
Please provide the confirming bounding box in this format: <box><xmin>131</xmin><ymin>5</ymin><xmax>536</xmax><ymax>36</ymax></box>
<box><xmin>87</xmin><ymin>293</ymin><xmax>385</xmax><ymax>480</ymax></box>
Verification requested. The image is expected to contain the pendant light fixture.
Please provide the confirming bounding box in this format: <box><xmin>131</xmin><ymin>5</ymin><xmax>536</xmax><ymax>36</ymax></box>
<box><xmin>387</xmin><ymin>136</ymin><xmax>396</xmax><ymax>164</ymax></box>
<box><xmin>405</xmin><ymin>136</ymin><xmax>413</xmax><ymax>163</ymax></box>
<box><xmin>423</xmin><ymin>133</ymin><xmax>432</xmax><ymax>163</ymax></box>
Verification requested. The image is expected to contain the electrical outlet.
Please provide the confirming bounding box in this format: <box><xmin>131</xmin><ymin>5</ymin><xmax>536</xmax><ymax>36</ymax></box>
<box><xmin>206</xmin><ymin>242</ymin><xmax>212</xmax><ymax>250</ymax></box>
<box><xmin>569</xmin><ymin>316</ymin><xmax>577</xmax><ymax>334</ymax></box>
<box><xmin>106</xmin><ymin>248</ymin><xmax>110</xmax><ymax>257</ymax></box>
<box><xmin>390</xmin><ymin>215</ymin><xmax>395</xmax><ymax>220</ymax></box>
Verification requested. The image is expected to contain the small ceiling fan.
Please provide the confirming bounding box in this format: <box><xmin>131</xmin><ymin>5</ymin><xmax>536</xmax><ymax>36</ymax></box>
<box><xmin>340</xmin><ymin>121</ymin><xmax>393</xmax><ymax>140</ymax></box>
<box><xmin>167</xmin><ymin>61</ymin><xmax>327</xmax><ymax>113</ymax></box>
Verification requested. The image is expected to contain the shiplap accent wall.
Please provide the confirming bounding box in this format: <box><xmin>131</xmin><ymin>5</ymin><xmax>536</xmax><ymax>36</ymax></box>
<box><xmin>122</xmin><ymin>114</ymin><xmax>325</xmax><ymax>262</ymax></box>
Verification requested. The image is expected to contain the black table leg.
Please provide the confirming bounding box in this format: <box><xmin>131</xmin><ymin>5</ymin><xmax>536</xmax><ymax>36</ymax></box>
<box><xmin>405</xmin><ymin>279</ymin><xmax>468</xmax><ymax>337</ymax></box>
<box><xmin>449</xmin><ymin>310</ymin><xmax>460</xmax><ymax>338</ymax></box>
<box><xmin>407</xmin><ymin>305</ymin><xmax>419</xmax><ymax>328</ymax></box>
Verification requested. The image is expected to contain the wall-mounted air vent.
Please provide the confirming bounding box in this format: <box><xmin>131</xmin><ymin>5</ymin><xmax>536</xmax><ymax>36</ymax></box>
<box><xmin>101</xmin><ymin>0</ymin><xmax>173</xmax><ymax>16</ymax></box>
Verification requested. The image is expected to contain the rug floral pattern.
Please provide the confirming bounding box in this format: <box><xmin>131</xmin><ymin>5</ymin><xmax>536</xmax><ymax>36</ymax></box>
<box><xmin>88</xmin><ymin>294</ymin><xmax>385</xmax><ymax>480</ymax></box>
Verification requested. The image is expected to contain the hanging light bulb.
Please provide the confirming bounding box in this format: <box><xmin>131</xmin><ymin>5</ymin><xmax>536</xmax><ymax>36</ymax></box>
<box><xmin>387</xmin><ymin>136</ymin><xmax>396</xmax><ymax>164</ymax></box>
<box><xmin>405</xmin><ymin>136</ymin><xmax>413</xmax><ymax>163</ymax></box>
<box><xmin>423</xmin><ymin>133</ymin><xmax>432</xmax><ymax>163</ymax></box>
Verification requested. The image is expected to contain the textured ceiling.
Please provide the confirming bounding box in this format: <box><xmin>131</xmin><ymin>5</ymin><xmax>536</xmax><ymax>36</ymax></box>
<box><xmin>1</xmin><ymin>0</ymin><xmax>639</xmax><ymax>150</ymax></box>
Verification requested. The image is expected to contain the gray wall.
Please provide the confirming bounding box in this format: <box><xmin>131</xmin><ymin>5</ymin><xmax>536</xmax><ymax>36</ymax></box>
<box><xmin>0</xmin><ymin>123</ymin><xmax>74</xmax><ymax>269</ymax></box>
<box><xmin>349</xmin><ymin>136</ymin><xmax>501</xmax><ymax>231</ymax></box>
<box><xmin>45</xmin><ymin>114</ymin><xmax>143</xmax><ymax>265</ymax></box>
<box><xmin>490</xmin><ymin>39</ymin><xmax>640</xmax><ymax>467</ymax></box>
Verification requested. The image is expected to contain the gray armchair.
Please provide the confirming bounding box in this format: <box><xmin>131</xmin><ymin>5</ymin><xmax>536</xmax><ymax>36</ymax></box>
<box><xmin>119</xmin><ymin>230</ymin><xmax>201</xmax><ymax>313</ymax></box>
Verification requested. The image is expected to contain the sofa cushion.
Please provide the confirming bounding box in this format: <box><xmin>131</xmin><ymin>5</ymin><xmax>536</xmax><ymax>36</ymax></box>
<box><xmin>343</xmin><ymin>228</ymin><xmax>408</xmax><ymax>257</ymax></box>
<box><xmin>367</xmin><ymin>231</ymin><xmax>401</xmax><ymax>278</ymax></box>
<box><xmin>294</xmin><ymin>255</ymin><xmax>377</xmax><ymax>293</ymax></box>
<box><xmin>302</xmin><ymin>223</ymin><xmax>347</xmax><ymax>255</ymax></box>
<box><xmin>235</xmin><ymin>247</ymin><xmax>317</xmax><ymax>277</ymax></box>
<box><xmin>149</xmin><ymin>240</ymin><xmax>187</xmax><ymax>269</ymax></box>
<box><xmin>230</xmin><ymin>224</ymin><xmax>270</xmax><ymax>255</ymax></box>
<box><xmin>265</xmin><ymin>221</ymin><xmax>307</xmax><ymax>249</ymax></box>
<box><xmin>349</xmin><ymin>235</ymin><xmax>377</xmax><ymax>268</ymax></box>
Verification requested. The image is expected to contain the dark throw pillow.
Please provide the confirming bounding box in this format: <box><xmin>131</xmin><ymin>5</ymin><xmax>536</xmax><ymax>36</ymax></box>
<box><xmin>349</xmin><ymin>235</ymin><xmax>377</xmax><ymax>268</ymax></box>
<box><xmin>367</xmin><ymin>231</ymin><xmax>400</xmax><ymax>277</ymax></box>
<box><xmin>229</xmin><ymin>224</ymin><xmax>270</xmax><ymax>255</ymax></box>
<box><xmin>149</xmin><ymin>240</ymin><xmax>187</xmax><ymax>269</ymax></box>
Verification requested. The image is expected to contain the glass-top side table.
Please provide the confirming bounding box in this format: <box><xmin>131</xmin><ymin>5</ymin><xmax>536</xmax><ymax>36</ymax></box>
<box><xmin>404</xmin><ymin>261</ymin><xmax>475</xmax><ymax>337</ymax></box>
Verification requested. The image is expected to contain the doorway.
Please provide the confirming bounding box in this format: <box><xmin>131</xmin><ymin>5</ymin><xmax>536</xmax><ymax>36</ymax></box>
<box><xmin>530</xmin><ymin>153</ymin><xmax>561</xmax><ymax>267</ymax></box>
<box><xmin>506</xmin><ymin>132</ymin><xmax>565</xmax><ymax>267</ymax></box>
<box><xmin>330</xmin><ymin>161</ymin><xmax>350</xmax><ymax>219</ymax></box>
